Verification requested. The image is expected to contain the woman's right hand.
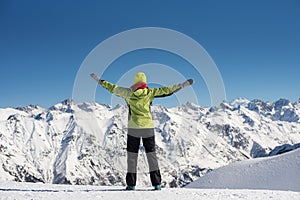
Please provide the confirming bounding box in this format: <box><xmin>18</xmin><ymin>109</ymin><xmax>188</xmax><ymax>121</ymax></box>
<box><xmin>90</xmin><ymin>73</ymin><xmax>100</xmax><ymax>83</ymax></box>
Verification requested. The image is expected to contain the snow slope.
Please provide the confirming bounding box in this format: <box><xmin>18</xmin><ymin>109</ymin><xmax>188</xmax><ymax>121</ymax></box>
<box><xmin>0</xmin><ymin>181</ymin><xmax>299</xmax><ymax>200</ymax></box>
<box><xmin>186</xmin><ymin>148</ymin><xmax>300</xmax><ymax>192</ymax></box>
<box><xmin>0</xmin><ymin>98</ymin><xmax>300</xmax><ymax>187</ymax></box>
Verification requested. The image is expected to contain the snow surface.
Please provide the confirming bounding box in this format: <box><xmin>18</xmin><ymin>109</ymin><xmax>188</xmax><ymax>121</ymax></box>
<box><xmin>0</xmin><ymin>181</ymin><xmax>299</xmax><ymax>200</ymax></box>
<box><xmin>186</xmin><ymin>148</ymin><xmax>300</xmax><ymax>192</ymax></box>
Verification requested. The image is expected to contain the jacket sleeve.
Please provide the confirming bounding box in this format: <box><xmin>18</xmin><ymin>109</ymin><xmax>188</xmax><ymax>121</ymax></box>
<box><xmin>100</xmin><ymin>80</ymin><xmax>131</xmax><ymax>99</ymax></box>
<box><xmin>150</xmin><ymin>84</ymin><xmax>182</xmax><ymax>98</ymax></box>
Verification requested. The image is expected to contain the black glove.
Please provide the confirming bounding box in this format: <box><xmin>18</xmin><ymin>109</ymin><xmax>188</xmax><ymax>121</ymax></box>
<box><xmin>90</xmin><ymin>73</ymin><xmax>103</xmax><ymax>84</ymax></box>
<box><xmin>181</xmin><ymin>79</ymin><xmax>194</xmax><ymax>88</ymax></box>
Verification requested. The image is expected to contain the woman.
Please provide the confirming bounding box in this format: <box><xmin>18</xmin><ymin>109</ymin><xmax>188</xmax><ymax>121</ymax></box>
<box><xmin>90</xmin><ymin>72</ymin><xmax>193</xmax><ymax>190</ymax></box>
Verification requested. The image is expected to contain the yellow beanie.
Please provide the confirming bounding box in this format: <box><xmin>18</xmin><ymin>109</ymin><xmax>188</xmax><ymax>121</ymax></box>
<box><xmin>133</xmin><ymin>72</ymin><xmax>147</xmax><ymax>84</ymax></box>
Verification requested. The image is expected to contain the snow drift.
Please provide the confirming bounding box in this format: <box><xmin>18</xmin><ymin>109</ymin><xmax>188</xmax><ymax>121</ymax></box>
<box><xmin>186</xmin><ymin>148</ymin><xmax>300</xmax><ymax>192</ymax></box>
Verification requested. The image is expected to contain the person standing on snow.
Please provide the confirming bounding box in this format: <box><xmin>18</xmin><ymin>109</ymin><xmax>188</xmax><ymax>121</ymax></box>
<box><xmin>90</xmin><ymin>72</ymin><xmax>194</xmax><ymax>190</ymax></box>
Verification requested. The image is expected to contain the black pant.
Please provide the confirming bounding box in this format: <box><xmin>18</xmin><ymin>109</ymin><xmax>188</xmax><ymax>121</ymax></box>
<box><xmin>126</xmin><ymin>128</ymin><xmax>161</xmax><ymax>186</ymax></box>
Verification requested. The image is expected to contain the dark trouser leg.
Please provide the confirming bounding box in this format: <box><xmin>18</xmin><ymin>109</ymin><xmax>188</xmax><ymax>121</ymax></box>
<box><xmin>142</xmin><ymin>135</ymin><xmax>161</xmax><ymax>186</ymax></box>
<box><xmin>126</xmin><ymin>134</ymin><xmax>140</xmax><ymax>186</ymax></box>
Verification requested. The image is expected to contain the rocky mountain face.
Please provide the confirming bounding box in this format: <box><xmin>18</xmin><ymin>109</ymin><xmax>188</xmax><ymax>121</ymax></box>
<box><xmin>0</xmin><ymin>98</ymin><xmax>299</xmax><ymax>187</ymax></box>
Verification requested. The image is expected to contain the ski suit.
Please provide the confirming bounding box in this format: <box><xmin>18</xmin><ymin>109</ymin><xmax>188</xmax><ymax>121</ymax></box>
<box><xmin>99</xmin><ymin>75</ymin><xmax>183</xmax><ymax>187</ymax></box>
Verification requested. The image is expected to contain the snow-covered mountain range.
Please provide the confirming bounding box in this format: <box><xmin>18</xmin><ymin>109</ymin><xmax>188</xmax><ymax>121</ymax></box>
<box><xmin>0</xmin><ymin>98</ymin><xmax>299</xmax><ymax>187</ymax></box>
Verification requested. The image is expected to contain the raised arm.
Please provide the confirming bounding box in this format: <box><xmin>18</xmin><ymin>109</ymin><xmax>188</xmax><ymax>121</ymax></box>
<box><xmin>151</xmin><ymin>79</ymin><xmax>194</xmax><ymax>98</ymax></box>
<box><xmin>90</xmin><ymin>73</ymin><xmax>131</xmax><ymax>99</ymax></box>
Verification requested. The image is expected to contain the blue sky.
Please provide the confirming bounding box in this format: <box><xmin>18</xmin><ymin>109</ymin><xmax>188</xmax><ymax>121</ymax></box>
<box><xmin>0</xmin><ymin>0</ymin><xmax>299</xmax><ymax>108</ymax></box>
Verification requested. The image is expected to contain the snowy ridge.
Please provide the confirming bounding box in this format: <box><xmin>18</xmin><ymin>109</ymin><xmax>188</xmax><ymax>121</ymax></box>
<box><xmin>0</xmin><ymin>98</ymin><xmax>300</xmax><ymax>188</ymax></box>
<box><xmin>186</xmin><ymin>148</ymin><xmax>300</xmax><ymax>192</ymax></box>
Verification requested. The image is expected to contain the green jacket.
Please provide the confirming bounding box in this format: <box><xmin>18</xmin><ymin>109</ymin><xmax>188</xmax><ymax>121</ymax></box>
<box><xmin>100</xmin><ymin>80</ymin><xmax>182</xmax><ymax>128</ymax></box>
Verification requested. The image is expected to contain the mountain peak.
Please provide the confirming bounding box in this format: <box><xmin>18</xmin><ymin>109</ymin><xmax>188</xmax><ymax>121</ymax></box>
<box><xmin>274</xmin><ymin>98</ymin><xmax>291</xmax><ymax>111</ymax></box>
<box><xmin>230</xmin><ymin>98</ymin><xmax>250</xmax><ymax>108</ymax></box>
<box><xmin>61</xmin><ymin>98</ymin><xmax>74</xmax><ymax>106</ymax></box>
<box><xmin>16</xmin><ymin>104</ymin><xmax>41</xmax><ymax>112</ymax></box>
<box><xmin>49</xmin><ymin>99</ymin><xmax>74</xmax><ymax>113</ymax></box>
